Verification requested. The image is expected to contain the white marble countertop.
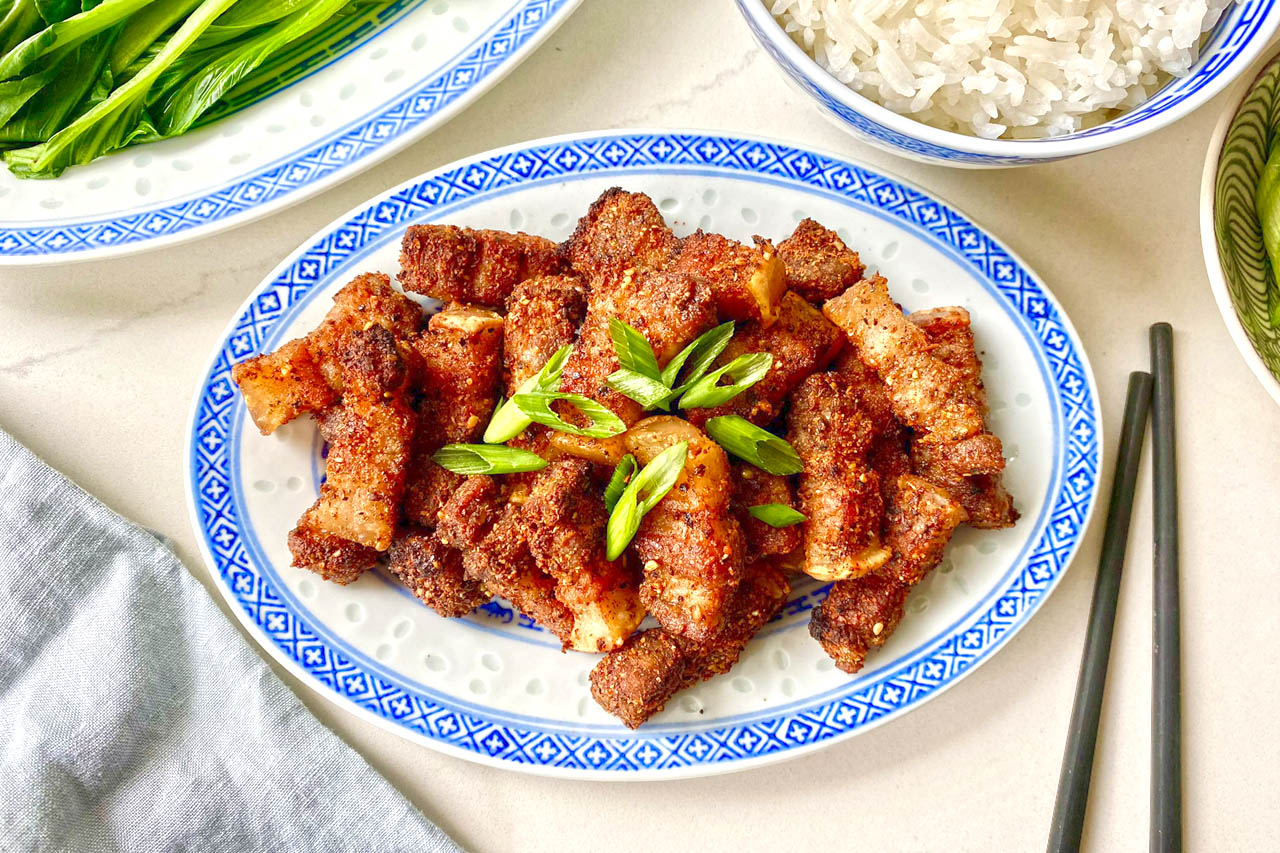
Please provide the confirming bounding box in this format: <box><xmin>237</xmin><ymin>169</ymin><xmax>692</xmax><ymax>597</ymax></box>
<box><xmin>3</xmin><ymin>1</ymin><xmax>1279</xmax><ymax>849</ymax></box>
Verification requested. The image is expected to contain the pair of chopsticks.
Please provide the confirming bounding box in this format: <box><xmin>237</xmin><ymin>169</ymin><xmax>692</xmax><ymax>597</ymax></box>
<box><xmin>1047</xmin><ymin>323</ymin><xmax>1180</xmax><ymax>852</ymax></box>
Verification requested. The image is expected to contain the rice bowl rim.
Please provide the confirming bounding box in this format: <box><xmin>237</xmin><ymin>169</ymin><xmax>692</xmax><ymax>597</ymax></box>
<box><xmin>739</xmin><ymin>0</ymin><xmax>1280</xmax><ymax>159</ymax></box>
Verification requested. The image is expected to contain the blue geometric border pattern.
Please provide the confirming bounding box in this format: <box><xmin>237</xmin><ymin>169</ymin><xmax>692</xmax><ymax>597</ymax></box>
<box><xmin>189</xmin><ymin>132</ymin><xmax>1100</xmax><ymax>774</ymax></box>
<box><xmin>0</xmin><ymin>0</ymin><xmax>573</xmax><ymax>258</ymax></box>
<box><xmin>736</xmin><ymin>0</ymin><xmax>1276</xmax><ymax>166</ymax></box>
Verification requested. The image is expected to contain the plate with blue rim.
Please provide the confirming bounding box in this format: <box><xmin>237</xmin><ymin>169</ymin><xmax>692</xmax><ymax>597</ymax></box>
<box><xmin>185</xmin><ymin>129</ymin><xmax>1101</xmax><ymax>779</ymax></box>
<box><xmin>0</xmin><ymin>0</ymin><xmax>581</xmax><ymax>266</ymax></box>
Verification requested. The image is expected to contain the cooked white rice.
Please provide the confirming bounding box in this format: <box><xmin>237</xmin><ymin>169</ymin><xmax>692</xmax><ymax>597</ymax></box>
<box><xmin>768</xmin><ymin>0</ymin><xmax>1236</xmax><ymax>139</ymax></box>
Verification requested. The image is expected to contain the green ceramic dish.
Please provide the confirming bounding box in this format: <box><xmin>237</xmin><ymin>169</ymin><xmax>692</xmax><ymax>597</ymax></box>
<box><xmin>1203</xmin><ymin>52</ymin><xmax>1280</xmax><ymax>405</ymax></box>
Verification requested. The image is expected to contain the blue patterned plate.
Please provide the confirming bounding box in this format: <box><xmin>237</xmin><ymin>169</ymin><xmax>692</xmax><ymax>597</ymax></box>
<box><xmin>186</xmin><ymin>130</ymin><xmax>1101</xmax><ymax>779</ymax></box>
<box><xmin>0</xmin><ymin>0</ymin><xmax>581</xmax><ymax>266</ymax></box>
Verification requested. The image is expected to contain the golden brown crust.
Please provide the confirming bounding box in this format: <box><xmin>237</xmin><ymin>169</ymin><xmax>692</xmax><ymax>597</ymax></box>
<box><xmin>777</xmin><ymin>218</ymin><xmax>865</xmax><ymax>303</ymax></box>
<box><xmin>731</xmin><ymin>466</ymin><xmax>802</xmax><ymax>557</ymax></box>
<box><xmin>809</xmin><ymin>573</ymin><xmax>908</xmax><ymax>674</ymax></box>
<box><xmin>502</xmin><ymin>274</ymin><xmax>587</xmax><ymax>394</ymax></box>
<box><xmin>671</xmin><ymin>230</ymin><xmax>785</xmax><ymax>324</ymax></box>
<box><xmin>286</xmin><ymin>519</ymin><xmax>380</xmax><ymax>585</ymax></box>
<box><xmin>398</xmin><ymin>225</ymin><xmax>561</xmax><ymax>308</ymax></box>
<box><xmin>388</xmin><ymin>527</ymin><xmax>489</xmax><ymax>617</ymax></box>
<box><xmin>562</xmin><ymin>188</ymin><xmax>679</xmax><ymax>278</ymax></box>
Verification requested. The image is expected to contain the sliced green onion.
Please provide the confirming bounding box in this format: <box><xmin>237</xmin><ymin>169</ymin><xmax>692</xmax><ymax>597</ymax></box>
<box><xmin>605</xmin><ymin>441</ymin><xmax>687</xmax><ymax>561</ymax></box>
<box><xmin>704</xmin><ymin>415</ymin><xmax>802</xmax><ymax>475</ymax></box>
<box><xmin>602</xmin><ymin>454</ymin><xmax>637</xmax><ymax>514</ymax></box>
<box><xmin>606</xmin><ymin>368</ymin><xmax>674</xmax><ymax>410</ymax></box>
<box><xmin>747</xmin><ymin>503</ymin><xmax>806</xmax><ymax>528</ymax></box>
<box><xmin>678</xmin><ymin>352</ymin><xmax>773</xmax><ymax>410</ymax></box>
<box><xmin>511</xmin><ymin>390</ymin><xmax>626</xmax><ymax>439</ymax></box>
<box><xmin>609</xmin><ymin>318</ymin><xmax>661</xmax><ymax>380</ymax></box>
<box><xmin>483</xmin><ymin>344</ymin><xmax>572</xmax><ymax>443</ymax></box>
<box><xmin>433</xmin><ymin>443</ymin><xmax>549</xmax><ymax>476</ymax></box>
<box><xmin>660</xmin><ymin>321</ymin><xmax>735</xmax><ymax>390</ymax></box>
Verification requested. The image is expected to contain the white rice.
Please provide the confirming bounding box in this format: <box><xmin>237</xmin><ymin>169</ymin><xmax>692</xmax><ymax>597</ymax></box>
<box><xmin>767</xmin><ymin>0</ymin><xmax>1236</xmax><ymax>139</ymax></box>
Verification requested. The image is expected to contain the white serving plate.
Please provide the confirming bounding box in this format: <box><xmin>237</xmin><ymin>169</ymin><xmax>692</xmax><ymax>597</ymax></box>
<box><xmin>0</xmin><ymin>0</ymin><xmax>581</xmax><ymax>265</ymax></box>
<box><xmin>186</xmin><ymin>130</ymin><xmax>1102</xmax><ymax>779</ymax></box>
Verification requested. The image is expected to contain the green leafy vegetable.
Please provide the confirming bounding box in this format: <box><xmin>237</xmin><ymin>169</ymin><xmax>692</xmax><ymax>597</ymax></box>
<box><xmin>1257</xmin><ymin>143</ymin><xmax>1280</xmax><ymax>325</ymax></box>
<box><xmin>660</xmin><ymin>321</ymin><xmax>734</xmax><ymax>390</ymax></box>
<box><xmin>747</xmin><ymin>503</ymin><xmax>806</xmax><ymax>528</ymax></box>
<box><xmin>605</xmin><ymin>442</ymin><xmax>687</xmax><ymax>561</ymax></box>
<box><xmin>678</xmin><ymin>352</ymin><xmax>772</xmax><ymax>410</ymax></box>
<box><xmin>605</xmin><ymin>367</ymin><xmax>674</xmax><ymax>410</ymax></box>
<box><xmin>608</xmin><ymin>318</ymin><xmax>661</xmax><ymax>380</ymax></box>
<box><xmin>704</xmin><ymin>415</ymin><xmax>803</xmax><ymax>475</ymax></box>
<box><xmin>483</xmin><ymin>344</ymin><xmax>572</xmax><ymax>443</ymax></box>
<box><xmin>432</xmin><ymin>444</ymin><xmax>549</xmax><ymax>476</ymax></box>
<box><xmin>511</xmin><ymin>390</ymin><xmax>627</xmax><ymax>439</ymax></box>
<box><xmin>0</xmin><ymin>0</ymin><xmax>149</xmax><ymax>82</ymax></box>
<box><xmin>1</xmin><ymin>1</ymin><xmax>44</xmax><ymax>56</ymax></box>
<box><xmin>602</xmin><ymin>454</ymin><xmax>637</xmax><ymax>514</ymax></box>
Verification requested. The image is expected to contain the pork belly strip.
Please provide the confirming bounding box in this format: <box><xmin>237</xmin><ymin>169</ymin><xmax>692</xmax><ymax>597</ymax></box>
<box><xmin>685</xmin><ymin>291</ymin><xmax>842</xmax><ymax>428</ymax></box>
<box><xmin>776</xmin><ymin>218</ymin><xmax>865</xmax><ymax>303</ymax></box>
<box><xmin>589</xmin><ymin>561</ymin><xmax>790</xmax><ymax>729</ymax></box>
<box><xmin>232</xmin><ymin>273</ymin><xmax>422</xmax><ymax>434</ymax></box>
<box><xmin>397</xmin><ymin>224</ymin><xmax>562</xmax><ymax>308</ymax></box>
<box><xmin>670</xmin><ymin>229</ymin><xmax>785</xmax><ymax>325</ymax></box>
<box><xmin>787</xmin><ymin>373</ymin><xmax>891</xmax><ymax>583</ymax></box>
<box><xmin>823</xmin><ymin>275</ymin><xmax>984</xmax><ymax>443</ymax></box>
<box><xmin>730</xmin><ymin>465</ymin><xmax>801</xmax><ymax>558</ymax></box>
<box><xmin>291</xmin><ymin>326</ymin><xmax>415</xmax><ymax>569</ymax></box>
<box><xmin>562</xmin><ymin>187</ymin><xmax>680</xmax><ymax>278</ymax></box>
<box><xmin>388</xmin><ymin>527</ymin><xmax>488</xmax><ymax>618</ymax></box>
<box><xmin>502</xmin><ymin>274</ymin><xmax>587</xmax><ymax>394</ymax></box>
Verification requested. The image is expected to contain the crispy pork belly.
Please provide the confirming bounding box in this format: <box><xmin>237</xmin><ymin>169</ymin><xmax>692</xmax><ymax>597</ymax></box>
<box><xmin>559</xmin><ymin>267</ymin><xmax>717</xmax><ymax>426</ymax></box>
<box><xmin>397</xmin><ymin>225</ymin><xmax>561</xmax><ymax>308</ymax></box>
<box><xmin>388</xmin><ymin>527</ymin><xmax>488</xmax><ymax>618</ymax></box>
<box><xmin>685</xmin><ymin>291</ymin><xmax>842</xmax><ymax>428</ymax></box>
<box><xmin>522</xmin><ymin>459</ymin><xmax>643</xmax><ymax>651</ymax></box>
<box><xmin>402</xmin><ymin>306</ymin><xmax>504</xmax><ymax>527</ymax></box>
<box><xmin>293</xmin><ymin>326</ymin><xmax>415</xmax><ymax>555</ymax></box>
<box><xmin>287</xmin><ymin>519</ymin><xmax>379</xmax><ymax>585</ymax></box>
<box><xmin>623</xmin><ymin>417</ymin><xmax>747</xmax><ymax>643</ymax></box>
<box><xmin>788</xmin><ymin>374</ymin><xmax>891</xmax><ymax>582</ymax></box>
<box><xmin>232</xmin><ymin>273</ymin><xmax>421</xmax><ymax>434</ymax></box>
<box><xmin>776</xmin><ymin>218</ymin><xmax>865</xmax><ymax>303</ymax></box>
<box><xmin>671</xmin><ymin>230</ymin><xmax>786</xmax><ymax>324</ymax></box>
<box><xmin>590</xmin><ymin>561</ymin><xmax>789</xmax><ymax>728</ymax></box>
<box><xmin>823</xmin><ymin>275</ymin><xmax>984</xmax><ymax>442</ymax></box>
<box><xmin>434</xmin><ymin>475</ymin><xmax>505</xmax><ymax>550</ymax></box>
<box><xmin>563</xmin><ymin>188</ymin><xmax>679</xmax><ymax>277</ymax></box>
<box><xmin>882</xmin><ymin>474</ymin><xmax>968</xmax><ymax>586</ymax></box>
<box><xmin>502</xmin><ymin>274</ymin><xmax>587</xmax><ymax>394</ymax></box>
<box><xmin>731</xmin><ymin>466</ymin><xmax>801</xmax><ymax>558</ymax></box>
<box><xmin>833</xmin><ymin>349</ymin><xmax>897</xmax><ymax>435</ymax></box>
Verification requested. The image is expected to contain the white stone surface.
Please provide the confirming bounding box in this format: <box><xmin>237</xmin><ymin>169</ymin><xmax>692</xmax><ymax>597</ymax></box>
<box><xmin>1</xmin><ymin>1</ymin><xmax>1277</xmax><ymax>849</ymax></box>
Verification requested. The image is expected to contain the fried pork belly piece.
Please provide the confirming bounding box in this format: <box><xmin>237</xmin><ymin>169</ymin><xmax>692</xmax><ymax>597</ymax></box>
<box><xmin>685</xmin><ymin>291</ymin><xmax>842</xmax><ymax>428</ymax></box>
<box><xmin>559</xmin><ymin>267</ymin><xmax>717</xmax><ymax>425</ymax></box>
<box><xmin>788</xmin><ymin>374</ymin><xmax>891</xmax><ymax>582</ymax></box>
<box><xmin>522</xmin><ymin>459</ymin><xmax>643</xmax><ymax>651</ymax></box>
<box><xmin>907</xmin><ymin>306</ymin><xmax>1018</xmax><ymax>529</ymax></box>
<box><xmin>502</xmin><ymin>274</ymin><xmax>587</xmax><ymax>394</ymax></box>
<box><xmin>293</xmin><ymin>326</ymin><xmax>415</xmax><ymax>555</ymax></box>
<box><xmin>882</xmin><ymin>475</ymin><xmax>968</xmax><ymax>586</ymax></box>
<box><xmin>823</xmin><ymin>275</ymin><xmax>984</xmax><ymax>442</ymax></box>
<box><xmin>402</xmin><ymin>306</ymin><xmax>504</xmax><ymax>527</ymax></box>
<box><xmin>623</xmin><ymin>417</ymin><xmax>747</xmax><ymax>643</ymax></box>
<box><xmin>731</xmin><ymin>466</ymin><xmax>801</xmax><ymax>558</ymax></box>
<box><xmin>563</xmin><ymin>188</ymin><xmax>679</xmax><ymax>277</ymax></box>
<box><xmin>434</xmin><ymin>475</ymin><xmax>505</xmax><ymax>550</ymax></box>
<box><xmin>776</xmin><ymin>218</ymin><xmax>865</xmax><ymax>303</ymax></box>
<box><xmin>833</xmin><ymin>349</ymin><xmax>896</xmax><ymax>435</ymax></box>
<box><xmin>287</xmin><ymin>519</ymin><xmax>379</xmax><ymax>585</ymax></box>
<box><xmin>589</xmin><ymin>561</ymin><xmax>790</xmax><ymax>728</ymax></box>
<box><xmin>388</xmin><ymin>527</ymin><xmax>488</xmax><ymax>617</ymax></box>
<box><xmin>671</xmin><ymin>230</ymin><xmax>786</xmax><ymax>325</ymax></box>
<box><xmin>232</xmin><ymin>273</ymin><xmax>421</xmax><ymax>434</ymax></box>
<box><xmin>398</xmin><ymin>225</ymin><xmax>561</xmax><ymax>308</ymax></box>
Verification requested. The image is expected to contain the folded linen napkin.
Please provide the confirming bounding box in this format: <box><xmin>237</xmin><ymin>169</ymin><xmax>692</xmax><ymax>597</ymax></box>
<box><xmin>0</xmin><ymin>430</ymin><xmax>460</xmax><ymax>853</ymax></box>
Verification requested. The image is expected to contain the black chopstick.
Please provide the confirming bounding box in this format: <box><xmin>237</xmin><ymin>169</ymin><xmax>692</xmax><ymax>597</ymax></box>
<box><xmin>1048</xmin><ymin>370</ymin><xmax>1153</xmax><ymax>853</ymax></box>
<box><xmin>1150</xmin><ymin>323</ymin><xmax>1181</xmax><ymax>852</ymax></box>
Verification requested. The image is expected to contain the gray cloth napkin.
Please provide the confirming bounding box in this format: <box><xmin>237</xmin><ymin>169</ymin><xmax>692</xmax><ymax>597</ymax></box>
<box><xmin>0</xmin><ymin>431</ymin><xmax>460</xmax><ymax>853</ymax></box>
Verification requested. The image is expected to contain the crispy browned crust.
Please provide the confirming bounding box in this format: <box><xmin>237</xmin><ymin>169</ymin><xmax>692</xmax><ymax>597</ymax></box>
<box><xmin>590</xmin><ymin>561</ymin><xmax>789</xmax><ymax>728</ymax></box>
<box><xmin>397</xmin><ymin>225</ymin><xmax>561</xmax><ymax>308</ymax></box>
<box><xmin>671</xmin><ymin>230</ymin><xmax>785</xmax><ymax>324</ymax></box>
<box><xmin>287</xmin><ymin>518</ymin><xmax>379</xmax><ymax>584</ymax></box>
<box><xmin>823</xmin><ymin>275</ymin><xmax>984</xmax><ymax>442</ymax></box>
<box><xmin>312</xmin><ymin>273</ymin><xmax>425</xmax><ymax>389</ymax></box>
<box><xmin>731</xmin><ymin>466</ymin><xmax>802</xmax><ymax>557</ymax></box>
<box><xmin>388</xmin><ymin>527</ymin><xmax>489</xmax><ymax>617</ymax></box>
<box><xmin>833</xmin><ymin>348</ymin><xmax>897</xmax><ymax>435</ymax></box>
<box><xmin>788</xmin><ymin>373</ymin><xmax>891</xmax><ymax>582</ymax></box>
<box><xmin>522</xmin><ymin>458</ymin><xmax>643</xmax><ymax>651</ymax></box>
<box><xmin>809</xmin><ymin>573</ymin><xmax>907</xmax><ymax>674</ymax></box>
<box><xmin>908</xmin><ymin>307</ymin><xmax>987</xmax><ymax>409</ymax></box>
<box><xmin>777</xmin><ymin>218</ymin><xmax>865</xmax><ymax>303</ymax></box>
<box><xmin>883</xmin><ymin>474</ymin><xmax>968</xmax><ymax>586</ymax></box>
<box><xmin>559</xmin><ymin>267</ymin><xmax>717</xmax><ymax>425</ymax></box>
<box><xmin>562</xmin><ymin>188</ymin><xmax>679</xmax><ymax>278</ymax></box>
<box><xmin>686</xmin><ymin>291</ymin><xmax>842</xmax><ymax>428</ymax></box>
<box><xmin>434</xmin><ymin>475</ymin><xmax>505</xmax><ymax>550</ymax></box>
<box><xmin>502</xmin><ymin>274</ymin><xmax>587</xmax><ymax>394</ymax></box>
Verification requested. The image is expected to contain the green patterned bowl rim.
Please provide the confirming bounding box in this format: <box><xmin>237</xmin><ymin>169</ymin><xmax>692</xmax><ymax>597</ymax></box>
<box><xmin>1202</xmin><ymin>48</ymin><xmax>1280</xmax><ymax>406</ymax></box>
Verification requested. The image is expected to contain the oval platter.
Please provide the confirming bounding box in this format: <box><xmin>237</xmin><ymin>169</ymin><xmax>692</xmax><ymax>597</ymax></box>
<box><xmin>0</xmin><ymin>0</ymin><xmax>581</xmax><ymax>265</ymax></box>
<box><xmin>186</xmin><ymin>130</ymin><xmax>1102</xmax><ymax>780</ymax></box>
